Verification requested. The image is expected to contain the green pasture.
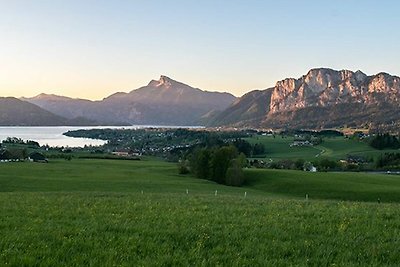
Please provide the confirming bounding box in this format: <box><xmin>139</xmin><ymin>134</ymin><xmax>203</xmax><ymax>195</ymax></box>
<box><xmin>246</xmin><ymin>135</ymin><xmax>321</xmax><ymax>160</ymax></box>
<box><xmin>0</xmin><ymin>159</ymin><xmax>253</xmax><ymax>196</ymax></box>
<box><xmin>2</xmin><ymin>192</ymin><xmax>400</xmax><ymax>266</ymax></box>
<box><xmin>245</xmin><ymin>169</ymin><xmax>400</xmax><ymax>202</ymax></box>
<box><xmin>246</xmin><ymin>135</ymin><xmax>399</xmax><ymax>161</ymax></box>
<box><xmin>2</xmin><ymin>159</ymin><xmax>400</xmax><ymax>265</ymax></box>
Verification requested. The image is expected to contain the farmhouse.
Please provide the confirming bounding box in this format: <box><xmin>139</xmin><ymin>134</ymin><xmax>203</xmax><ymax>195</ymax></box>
<box><xmin>290</xmin><ymin>134</ymin><xmax>321</xmax><ymax>147</ymax></box>
<box><xmin>290</xmin><ymin>140</ymin><xmax>312</xmax><ymax>147</ymax></box>
<box><xmin>112</xmin><ymin>150</ymin><xmax>130</xmax><ymax>157</ymax></box>
<box><xmin>111</xmin><ymin>149</ymin><xmax>142</xmax><ymax>157</ymax></box>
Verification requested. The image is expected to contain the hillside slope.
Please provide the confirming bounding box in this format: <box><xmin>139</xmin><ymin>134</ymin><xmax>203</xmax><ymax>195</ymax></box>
<box><xmin>208</xmin><ymin>88</ymin><xmax>273</xmax><ymax>127</ymax></box>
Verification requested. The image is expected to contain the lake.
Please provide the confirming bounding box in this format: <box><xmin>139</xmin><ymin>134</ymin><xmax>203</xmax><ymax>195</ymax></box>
<box><xmin>0</xmin><ymin>125</ymin><xmax>203</xmax><ymax>147</ymax></box>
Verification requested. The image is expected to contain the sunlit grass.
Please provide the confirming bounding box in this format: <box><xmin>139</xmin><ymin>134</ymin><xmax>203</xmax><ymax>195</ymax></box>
<box><xmin>2</xmin><ymin>159</ymin><xmax>400</xmax><ymax>265</ymax></box>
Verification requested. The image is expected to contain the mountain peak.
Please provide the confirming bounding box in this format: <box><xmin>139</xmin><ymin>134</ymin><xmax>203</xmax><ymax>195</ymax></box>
<box><xmin>147</xmin><ymin>75</ymin><xmax>175</xmax><ymax>87</ymax></box>
<box><xmin>34</xmin><ymin>93</ymin><xmax>55</xmax><ymax>99</ymax></box>
<box><xmin>158</xmin><ymin>75</ymin><xmax>174</xmax><ymax>87</ymax></box>
<box><xmin>159</xmin><ymin>75</ymin><xmax>172</xmax><ymax>82</ymax></box>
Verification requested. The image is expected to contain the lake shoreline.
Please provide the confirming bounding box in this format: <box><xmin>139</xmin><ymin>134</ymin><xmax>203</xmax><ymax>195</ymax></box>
<box><xmin>0</xmin><ymin>125</ymin><xmax>203</xmax><ymax>148</ymax></box>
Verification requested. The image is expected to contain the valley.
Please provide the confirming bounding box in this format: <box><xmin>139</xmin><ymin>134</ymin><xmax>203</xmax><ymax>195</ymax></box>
<box><xmin>2</xmin><ymin>1</ymin><xmax>399</xmax><ymax>265</ymax></box>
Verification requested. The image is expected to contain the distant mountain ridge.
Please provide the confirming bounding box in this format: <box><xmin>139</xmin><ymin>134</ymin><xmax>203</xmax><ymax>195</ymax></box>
<box><xmin>0</xmin><ymin>97</ymin><xmax>96</xmax><ymax>126</ymax></box>
<box><xmin>23</xmin><ymin>76</ymin><xmax>237</xmax><ymax>126</ymax></box>
<box><xmin>209</xmin><ymin>68</ymin><xmax>400</xmax><ymax>130</ymax></box>
<box><xmin>6</xmin><ymin>69</ymin><xmax>400</xmax><ymax>129</ymax></box>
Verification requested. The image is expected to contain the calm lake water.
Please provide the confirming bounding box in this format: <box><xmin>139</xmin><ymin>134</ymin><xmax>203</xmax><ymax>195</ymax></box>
<box><xmin>0</xmin><ymin>125</ymin><xmax>202</xmax><ymax>148</ymax></box>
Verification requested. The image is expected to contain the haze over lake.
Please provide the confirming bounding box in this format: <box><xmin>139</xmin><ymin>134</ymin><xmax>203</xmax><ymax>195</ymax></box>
<box><xmin>0</xmin><ymin>127</ymin><xmax>106</xmax><ymax>147</ymax></box>
<box><xmin>0</xmin><ymin>126</ymin><xmax>202</xmax><ymax>147</ymax></box>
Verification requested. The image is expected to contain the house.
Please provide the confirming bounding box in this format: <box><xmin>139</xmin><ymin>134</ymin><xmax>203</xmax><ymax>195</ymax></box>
<box><xmin>112</xmin><ymin>151</ymin><xmax>130</xmax><ymax>157</ymax></box>
<box><xmin>303</xmin><ymin>162</ymin><xmax>317</xmax><ymax>172</ymax></box>
<box><xmin>290</xmin><ymin>140</ymin><xmax>312</xmax><ymax>147</ymax></box>
<box><xmin>111</xmin><ymin>149</ymin><xmax>142</xmax><ymax>157</ymax></box>
<box><xmin>28</xmin><ymin>152</ymin><xmax>48</xmax><ymax>163</ymax></box>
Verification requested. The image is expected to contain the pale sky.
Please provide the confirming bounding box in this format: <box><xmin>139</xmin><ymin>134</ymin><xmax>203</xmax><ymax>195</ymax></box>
<box><xmin>1</xmin><ymin>0</ymin><xmax>399</xmax><ymax>100</ymax></box>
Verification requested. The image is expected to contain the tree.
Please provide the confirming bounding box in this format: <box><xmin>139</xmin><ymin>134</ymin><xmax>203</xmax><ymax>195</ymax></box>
<box><xmin>316</xmin><ymin>158</ymin><xmax>338</xmax><ymax>171</ymax></box>
<box><xmin>190</xmin><ymin>148</ymin><xmax>211</xmax><ymax>180</ymax></box>
<box><xmin>178</xmin><ymin>160</ymin><xmax>190</xmax><ymax>174</ymax></box>
<box><xmin>370</xmin><ymin>133</ymin><xmax>400</xmax><ymax>150</ymax></box>
<box><xmin>253</xmin><ymin>143</ymin><xmax>265</xmax><ymax>155</ymax></box>
<box><xmin>187</xmin><ymin>145</ymin><xmax>247</xmax><ymax>186</ymax></box>
<box><xmin>211</xmin><ymin>146</ymin><xmax>238</xmax><ymax>184</ymax></box>
<box><xmin>226</xmin><ymin>153</ymin><xmax>247</xmax><ymax>186</ymax></box>
<box><xmin>295</xmin><ymin>159</ymin><xmax>305</xmax><ymax>170</ymax></box>
<box><xmin>232</xmin><ymin>139</ymin><xmax>253</xmax><ymax>157</ymax></box>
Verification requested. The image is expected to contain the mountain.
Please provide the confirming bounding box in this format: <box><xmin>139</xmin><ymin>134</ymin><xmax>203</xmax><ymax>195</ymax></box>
<box><xmin>23</xmin><ymin>76</ymin><xmax>236</xmax><ymax>126</ymax></box>
<box><xmin>208</xmin><ymin>88</ymin><xmax>273</xmax><ymax>127</ymax></box>
<box><xmin>0</xmin><ymin>97</ymin><xmax>95</xmax><ymax>126</ymax></box>
<box><xmin>210</xmin><ymin>68</ymin><xmax>400</xmax><ymax>130</ymax></box>
<box><xmin>22</xmin><ymin>94</ymin><xmax>96</xmax><ymax>120</ymax></box>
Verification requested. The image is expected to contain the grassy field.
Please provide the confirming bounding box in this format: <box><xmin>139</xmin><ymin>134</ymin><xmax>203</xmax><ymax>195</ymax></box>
<box><xmin>247</xmin><ymin>135</ymin><xmax>321</xmax><ymax>160</ymax></box>
<box><xmin>0</xmin><ymin>158</ymin><xmax>250</xmax><ymax>195</ymax></box>
<box><xmin>246</xmin><ymin>135</ymin><xmax>400</xmax><ymax>161</ymax></box>
<box><xmin>2</xmin><ymin>192</ymin><xmax>400</xmax><ymax>266</ymax></box>
<box><xmin>2</xmin><ymin>159</ymin><xmax>400</xmax><ymax>265</ymax></box>
<box><xmin>245</xmin><ymin>169</ymin><xmax>400</xmax><ymax>202</ymax></box>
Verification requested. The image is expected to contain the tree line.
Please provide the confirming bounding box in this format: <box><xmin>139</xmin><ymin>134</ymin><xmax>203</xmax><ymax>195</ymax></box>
<box><xmin>376</xmin><ymin>153</ymin><xmax>400</xmax><ymax>169</ymax></box>
<box><xmin>369</xmin><ymin>133</ymin><xmax>400</xmax><ymax>150</ymax></box>
<box><xmin>179</xmin><ymin>138</ymin><xmax>265</xmax><ymax>186</ymax></box>
<box><xmin>181</xmin><ymin>145</ymin><xmax>247</xmax><ymax>186</ymax></box>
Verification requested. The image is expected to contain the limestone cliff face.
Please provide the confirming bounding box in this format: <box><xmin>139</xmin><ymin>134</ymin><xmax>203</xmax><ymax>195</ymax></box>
<box><xmin>211</xmin><ymin>68</ymin><xmax>400</xmax><ymax>130</ymax></box>
<box><xmin>270</xmin><ymin>68</ymin><xmax>400</xmax><ymax>113</ymax></box>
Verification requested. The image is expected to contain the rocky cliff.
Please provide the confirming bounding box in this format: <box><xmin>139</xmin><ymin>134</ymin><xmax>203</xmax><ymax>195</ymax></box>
<box><xmin>270</xmin><ymin>68</ymin><xmax>400</xmax><ymax>113</ymax></box>
<box><xmin>210</xmin><ymin>68</ymin><xmax>400</xmax><ymax>130</ymax></box>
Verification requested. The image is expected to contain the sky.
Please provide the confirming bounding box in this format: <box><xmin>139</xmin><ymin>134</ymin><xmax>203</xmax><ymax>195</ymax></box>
<box><xmin>1</xmin><ymin>0</ymin><xmax>399</xmax><ymax>100</ymax></box>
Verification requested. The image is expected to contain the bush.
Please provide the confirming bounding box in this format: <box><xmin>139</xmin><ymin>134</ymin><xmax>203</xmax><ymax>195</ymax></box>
<box><xmin>315</xmin><ymin>159</ymin><xmax>338</xmax><ymax>171</ymax></box>
<box><xmin>178</xmin><ymin>160</ymin><xmax>190</xmax><ymax>174</ymax></box>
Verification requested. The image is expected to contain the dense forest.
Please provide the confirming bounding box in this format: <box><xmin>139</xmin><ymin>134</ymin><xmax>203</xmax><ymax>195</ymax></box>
<box><xmin>369</xmin><ymin>133</ymin><xmax>400</xmax><ymax>150</ymax></box>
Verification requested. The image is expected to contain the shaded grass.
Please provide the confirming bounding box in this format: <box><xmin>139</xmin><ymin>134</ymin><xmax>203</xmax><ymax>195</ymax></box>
<box><xmin>245</xmin><ymin>168</ymin><xmax>400</xmax><ymax>203</ymax></box>
<box><xmin>2</xmin><ymin>159</ymin><xmax>400</xmax><ymax>203</ymax></box>
<box><xmin>0</xmin><ymin>159</ymin><xmax>262</xmax><ymax>197</ymax></box>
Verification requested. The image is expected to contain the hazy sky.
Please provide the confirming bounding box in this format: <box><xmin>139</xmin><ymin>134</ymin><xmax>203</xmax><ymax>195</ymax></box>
<box><xmin>1</xmin><ymin>0</ymin><xmax>399</xmax><ymax>100</ymax></box>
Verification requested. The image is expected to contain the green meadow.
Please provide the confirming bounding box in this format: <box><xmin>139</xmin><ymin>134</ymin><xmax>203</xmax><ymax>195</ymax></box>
<box><xmin>2</xmin><ymin>158</ymin><xmax>400</xmax><ymax>265</ymax></box>
<box><xmin>246</xmin><ymin>135</ymin><xmax>400</xmax><ymax>161</ymax></box>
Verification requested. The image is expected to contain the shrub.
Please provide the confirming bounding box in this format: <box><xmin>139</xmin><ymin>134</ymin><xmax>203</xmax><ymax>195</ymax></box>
<box><xmin>178</xmin><ymin>160</ymin><xmax>190</xmax><ymax>175</ymax></box>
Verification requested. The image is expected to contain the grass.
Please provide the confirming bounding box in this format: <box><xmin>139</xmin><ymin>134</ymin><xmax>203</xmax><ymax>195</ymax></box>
<box><xmin>2</xmin><ymin>159</ymin><xmax>400</xmax><ymax>265</ymax></box>
<box><xmin>2</xmin><ymin>192</ymin><xmax>400</xmax><ymax>266</ymax></box>
<box><xmin>0</xmin><ymin>158</ymin><xmax>249</xmax><ymax>194</ymax></box>
<box><xmin>246</xmin><ymin>135</ymin><xmax>400</xmax><ymax>161</ymax></box>
<box><xmin>247</xmin><ymin>135</ymin><xmax>321</xmax><ymax>160</ymax></box>
<box><xmin>245</xmin><ymin>168</ymin><xmax>400</xmax><ymax>203</ymax></box>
